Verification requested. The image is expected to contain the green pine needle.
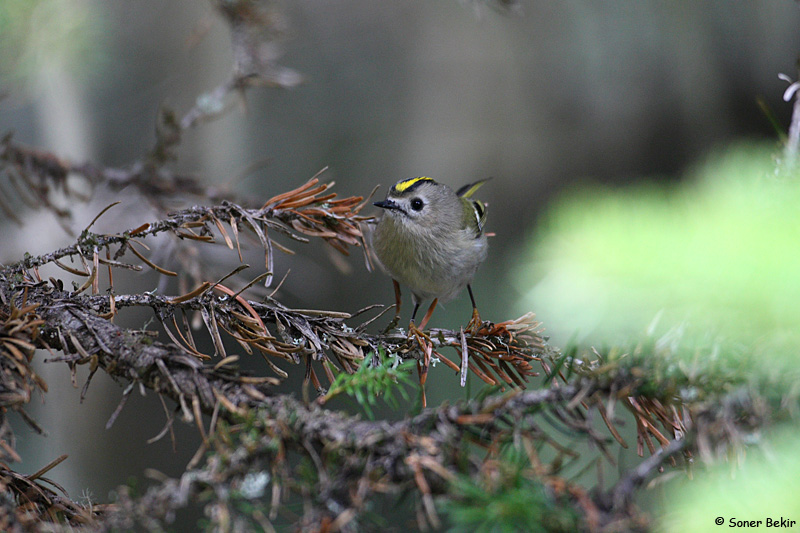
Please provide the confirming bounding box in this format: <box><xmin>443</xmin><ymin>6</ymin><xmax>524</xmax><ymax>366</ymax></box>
<box><xmin>321</xmin><ymin>349</ymin><xmax>416</xmax><ymax>419</ymax></box>
<box><xmin>441</xmin><ymin>449</ymin><xmax>581</xmax><ymax>532</ymax></box>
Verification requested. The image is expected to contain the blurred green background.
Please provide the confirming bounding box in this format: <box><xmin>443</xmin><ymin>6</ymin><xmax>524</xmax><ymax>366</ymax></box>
<box><xmin>2</xmin><ymin>0</ymin><xmax>800</xmax><ymax>529</ymax></box>
<box><xmin>516</xmin><ymin>145</ymin><xmax>800</xmax><ymax>353</ymax></box>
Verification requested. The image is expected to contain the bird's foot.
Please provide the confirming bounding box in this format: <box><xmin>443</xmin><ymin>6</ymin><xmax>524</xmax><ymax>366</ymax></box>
<box><xmin>467</xmin><ymin>307</ymin><xmax>485</xmax><ymax>335</ymax></box>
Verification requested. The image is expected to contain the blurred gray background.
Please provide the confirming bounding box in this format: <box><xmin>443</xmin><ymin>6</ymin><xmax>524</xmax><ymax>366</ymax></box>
<box><xmin>2</xmin><ymin>0</ymin><xmax>800</xmax><ymax>517</ymax></box>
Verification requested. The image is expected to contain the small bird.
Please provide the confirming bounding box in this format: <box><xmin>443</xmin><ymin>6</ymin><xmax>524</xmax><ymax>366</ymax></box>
<box><xmin>372</xmin><ymin>177</ymin><xmax>489</xmax><ymax>332</ymax></box>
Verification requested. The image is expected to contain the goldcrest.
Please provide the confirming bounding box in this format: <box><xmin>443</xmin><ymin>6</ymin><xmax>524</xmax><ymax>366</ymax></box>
<box><xmin>372</xmin><ymin>177</ymin><xmax>489</xmax><ymax>329</ymax></box>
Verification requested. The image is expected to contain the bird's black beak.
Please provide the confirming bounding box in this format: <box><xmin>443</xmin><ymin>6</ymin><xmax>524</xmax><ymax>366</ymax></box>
<box><xmin>374</xmin><ymin>199</ymin><xmax>400</xmax><ymax>210</ymax></box>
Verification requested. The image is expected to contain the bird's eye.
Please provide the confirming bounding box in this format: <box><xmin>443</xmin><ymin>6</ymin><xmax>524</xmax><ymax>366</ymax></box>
<box><xmin>410</xmin><ymin>198</ymin><xmax>424</xmax><ymax>211</ymax></box>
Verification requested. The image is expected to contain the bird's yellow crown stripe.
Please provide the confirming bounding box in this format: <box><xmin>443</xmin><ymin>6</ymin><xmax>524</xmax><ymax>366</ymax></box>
<box><xmin>393</xmin><ymin>176</ymin><xmax>433</xmax><ymax>193</ymax></box>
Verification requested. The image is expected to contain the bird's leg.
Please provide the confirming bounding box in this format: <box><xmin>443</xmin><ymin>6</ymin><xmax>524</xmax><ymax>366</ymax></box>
<box><xmin>382</xmin><ymin>279</ymin><xmax>403</xmax><ymax>333</ymax></box>
<box><xmin>466</xmin><ymin>284</ymin><xmax>483</xmax><ymax>334</ymax></box>
<box><xmin>407</xmin><ymin>300</ymin><xmax>428</xmax><ymax>341</ymax></box>
<box><xmin>410</xmin><ymin>301</ymin><xmax>420</xmax><ymax>324</ymax></box>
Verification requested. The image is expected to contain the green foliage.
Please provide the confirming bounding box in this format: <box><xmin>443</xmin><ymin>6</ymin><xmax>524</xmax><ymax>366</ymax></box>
<box><xmin>566</xmin><ymin>323</ymin><xmax>800</xmax><ymax>438</ymax></box>
<box><xmin>322</xmin><ymin>349</ymin><xmax>416</xmax><ymax>419</ymax></box>
<box><xmin>441</xmin><ymin>448</ymin><xmax>581</xmax><ymax>533</ymax></box>
<box><xmin>657</xmin><ymin>427</ymin><xmax>800</xmax><ymax>533</ymax></box>
<box><xmin>513</xmin><ymin>142</ymin><xmax>800</xmax><ymax>532</ymax></box>
<box><xmin>472</xmin><ymin>383</ymin><xmax>507</xmax><ymax>403</ymax></box>
<box><xmin>515</xmin><ymin>143</ymin><xmax>800</xmax><ymax>360</ymax></box>
<box><xmin>520</xmin><ymin>142</ymin><xmax>800</xmax><ymax>396</ymax></box>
